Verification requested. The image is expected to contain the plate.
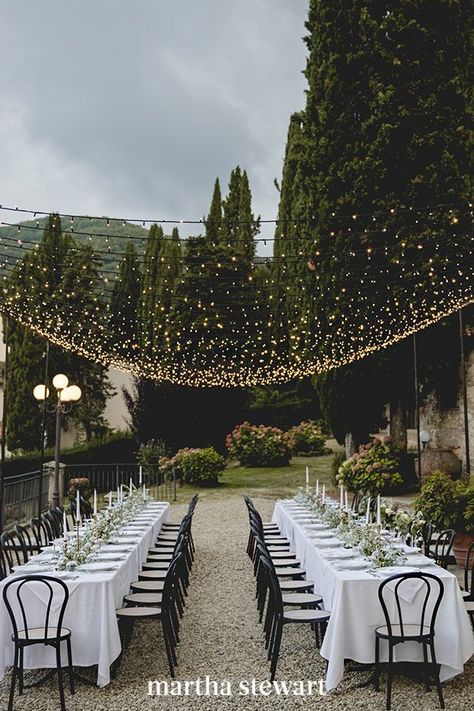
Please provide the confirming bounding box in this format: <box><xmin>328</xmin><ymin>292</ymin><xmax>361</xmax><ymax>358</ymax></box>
<box><xmin>79</xmin><ymin>563</ymin><xmax>119</xmax><ymax>572</ymax></box>
<box><xmin>102</xmin><ymin>544</ymin><xmax>133</xmax><ymax>552</ymax></box>
<box><xmin>96</xmin><ymin>553</ymin><xmax>126</xmax><ymax>561</ymax></box>
<box><xmin>323</xmin><ymin>550</ymin><xmax>355</xmax><ymax>560</ymax></box>
<box><xmin>312</xmin><ymin>539</ymin><xmax>342</xmax><ymax>548</ymax></box>
<box><xmin>304</xmin><ymin>523</ymin><xmax>330</xmax><ymax>530</ymax></box>
<box><xmin>308</xmin><ymin>531</ymin><xmax>335</xmax><ymax>539</ymax></box>
<box><xmin>335</xmin><ymin>560</ymin><xmax>369</xmax><ymax>570</ymax></box>
<box><xmin>401</xmin><ymin>557</ymin><xmax>432</xmax><ymax>568</ymax></box>
<box><xmin>376</xmin><ymin>566</ymin><xmax>418</xmax><ymax>577</ymax></box>
<box><xmin>122</xmin><ymin>526</ymin><xmax>148</xmax><ymax>531</ymax></box>
<box><xmin>11</xmin><ymin>565</ymin><xmax>45</xmax><ymax>574</ymax></box>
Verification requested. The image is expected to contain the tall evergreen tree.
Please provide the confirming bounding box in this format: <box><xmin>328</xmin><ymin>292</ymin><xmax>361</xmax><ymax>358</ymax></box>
<box><xmin>222</xmin><ymin>167</ymin><xmax>242</xmax><ymax>243</ymax></box>
<box><xmin>237</xmin><ymin>170</ymin><xmax>259</xmax><ymax>267</ymax></box>
<box><xmin>5</xmin><ymin>255</ymin><xmax>45</xmax><ymax>450</ymax></box>
<box><xmin>204</xmin><ymin>178</ymin><xmax>223</xmax><ymax>244</ymax></box>
<box><xmin>6</xmin><ymin>218</ymin><xmax>114</xmax><ymax>449</ymax></box>
<box><xmin>138</xmin><ymin>224</ymin><xmax>165</xmax><ymax>355</ymax></box>
<box><xmin>276</xmin><ymin>0</ymin><xmax>473</xmax><ymax>446</ymax></box>
<box><xmin>110</xmin><ymin>241</ymin><xmax>141</xmax><ymax>358</ymax></box>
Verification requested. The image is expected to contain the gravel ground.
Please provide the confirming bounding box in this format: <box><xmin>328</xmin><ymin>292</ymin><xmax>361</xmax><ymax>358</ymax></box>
<box><xmin>0</xmin><ymin>496</ymin><xmax>472</xmax><ymax>711</ymax></box>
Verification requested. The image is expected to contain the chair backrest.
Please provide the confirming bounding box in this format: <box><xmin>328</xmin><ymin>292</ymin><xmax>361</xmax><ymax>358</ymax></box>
<box><xmin>378</xmin><ymin>572</ymin><xmax>444</xmax><ymax>639</ymax></box>
<box><xmin>162</xmin><ymin>552</ymin><xmax>184</xmax><ymax>612</ymax></box>
<box><xmin>259</xmin><ymin>552</ymin><xmax>284</xmax><ymax>620</ymax></box>
<box><xmin>31</xmin><ymin>517</ymin><xmax>51</xmax><ymax>550</ymax></box>
<box><xmin>434</xmin><ymin>529</ymin><xmax>455</xmax><ymax>560</ymax></box>
<box><xmin>40</xmin><ymin>513</ymin><xmax>56</xmax><ymax>543</ymax></box>
<box><xmin>3</xmin><ymin>575</ymin><xmax>70</xmax><ymax>642</ymax></box>
<box><xmin>14</xmin><ymin>524</ymin><xmax>38</xmax><ymax>556</ymax></box>
<box><xmin>464</xmin><ymin>541</ymin><xmax>474</xmax><ymax>595</ymax></box>
<box><xmin>69</xmin><ymin>496</ymin><xmax>92</xmax><ymax>525</ymax></box>
<box><xmin>43</xmin><ymin>511</ymin><xmax>61</xmax><ymax>539</ymax></box>
<box><xmin>0</xmin><ymin>530</ymin><xmax>28</xmax><ymax>575</ymax></box>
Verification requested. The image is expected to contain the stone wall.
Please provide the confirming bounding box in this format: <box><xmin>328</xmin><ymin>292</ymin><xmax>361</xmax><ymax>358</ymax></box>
<box><xmin>415</xmin><ymin>350</ymin><xmax>474</xmax><ymax>471</ymax></box>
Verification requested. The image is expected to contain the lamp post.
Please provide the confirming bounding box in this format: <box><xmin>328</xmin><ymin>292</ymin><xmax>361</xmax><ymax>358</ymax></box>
<box><xmin>33</xmin><ymin>374</ymin><xmax>82</xmax><ymax>509</ymax></box>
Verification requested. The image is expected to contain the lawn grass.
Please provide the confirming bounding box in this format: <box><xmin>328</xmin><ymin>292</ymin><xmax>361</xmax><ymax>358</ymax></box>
<box><xmin>150</xmin><ymin>454</ymin><xmax>337</xmax><ymax>505</ymax></box>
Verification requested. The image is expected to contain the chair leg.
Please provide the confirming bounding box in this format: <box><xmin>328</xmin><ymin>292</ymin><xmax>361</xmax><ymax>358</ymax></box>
<box><xmin>429</xmin><ymin>640</ymin><xmax>445</xmax><ymax>709</ymax></box>
<box><xmin>18</xmin><ymin>646</ymin><xmax>24</xmax><ymax>695</ymax></box>
<box><xmin>269</xmin><ymin>623</ymin><xmax>283</xmax><ymax>682</ymax></box>
<box><xmin>162</xmin><ymin>623</ymin><xmax>175</xmax><ymax>678</ymax></box>
<box><xmin>386</xmin><ymin>642</ymin><xmax>394</xmax><ymax>711</ymax></box>
<box><xmin>56</xmin><ymin>644</ymin><xmax>66</xmax><ymax>711</ymax></box>
<box><xmin>374</xmin><ymin>636</ymin><xmax>380</xmax><ymax>692</ymax></box>
<box><xmin>66</xmin><ymin>637</ymin><xmax>75</xmax><ymax>694</ymax></box>
<box><xmin>8</xmin><ymin>645</ymin><xmax>18</xmax><ymax>711</ymax></box>
<box><xmin>422</xmin><ymin>642</ymin><xmax>431</xmax><ymax>691</ymax></box>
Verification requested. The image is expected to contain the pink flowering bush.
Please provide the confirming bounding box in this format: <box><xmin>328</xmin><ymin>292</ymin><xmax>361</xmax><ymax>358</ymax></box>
<box><xmin>160</xmin><ymin>447</ymin><xmax>224</xmax><ymax>486</ymax></box>
<box><xmin>226</xmin><ymin>422</ymin><xmax>293</xmax><ymax>467</ymax></box>
<box><xmin>287</xmin><ymin>420</ymin><xmax>327</xmax><ymax>455</ymax></box>
<box><xmin>336</xmin><ymin>437</ymin><xmax>403</xmax><ymax>495</ymax></box>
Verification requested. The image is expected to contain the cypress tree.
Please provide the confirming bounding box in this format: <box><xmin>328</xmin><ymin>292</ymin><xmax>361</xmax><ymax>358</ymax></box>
<box><xmin>276</xmin><ymin>0</ymin><xmax>473</xmax><ymax>446</ymax></box>
<box><xmin>205</xmin><ymin>178</ymin><xmax>223</xmax><ymax>244</ymax></box>
<box><xmin>5</xmin><ymin>255</ymin><xmax>45</xmax><ymax>450</ymax></box>
<box><xmin>237</xmin><ymin>170</ymin><xmax>259</xmax><ymax>268</ymax></box>
<box><xmin>110</xmin><ymin>241</ymin><xmax>141</xmax><ymax>358</ymax></box>
<box><xmin>222</xmin><ymin>166</ymin><xmax>242</xmax><ymax>243</ymax></box>
<box><xmin>138</xmin><ymin>224</ymin><xmax>165</xmax><ymax>355</ymax></box>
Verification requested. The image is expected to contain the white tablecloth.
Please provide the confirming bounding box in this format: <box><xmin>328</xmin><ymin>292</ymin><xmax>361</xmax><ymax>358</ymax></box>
<box><xmin>0</xmin><ymin>501</ymin><xmax>169</xmax><ymax>687</ymax></box>
<box><xmin>273</xmin><ymin>500</ymin><xmax>474</xmax><ymax>691</ymax></box>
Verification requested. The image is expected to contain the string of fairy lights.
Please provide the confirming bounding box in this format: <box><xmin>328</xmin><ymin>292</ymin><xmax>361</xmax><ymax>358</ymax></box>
<box><xmin>0</xmin><ymin>202</ymin><xmax>472</xmax><ymax>387</ymax></box>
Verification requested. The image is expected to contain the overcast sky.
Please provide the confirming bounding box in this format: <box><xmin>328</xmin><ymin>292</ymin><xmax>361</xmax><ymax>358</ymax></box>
<box><xmin>0</xmin><ymin>1</ymin><xmax>308</xmax><ymax>246</ymax></box>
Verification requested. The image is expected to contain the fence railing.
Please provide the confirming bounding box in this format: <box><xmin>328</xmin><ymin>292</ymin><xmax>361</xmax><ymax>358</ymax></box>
<box><xmin>1</xmin><ymin>462</ymin><xmax>176</xmax><ymax>531</ymax></box>
<box><xmin>2</xmin><ymin>469</ymin><xmax>49</xmax><ymax>529</ymax></box>
<box><xmin>63</xmin><ymin>462</ymin><xmax>164</xmax><ymax>493</ymax></box>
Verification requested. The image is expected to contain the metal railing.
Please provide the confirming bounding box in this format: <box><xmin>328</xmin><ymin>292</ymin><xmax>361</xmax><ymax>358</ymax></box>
<box><xmin>2</xmin><ymin>469</ymin><xmax>48</xmax><ymax>529</ymax></box>
<box><xmin>1</xmin><ymin>462</ymin><xmax>177</xmax><ymax>531</ymax></box>
<box><xmin>63</xmin><ymin>462</ymin><xmax>177</xmax><ymax>502</ymax></box>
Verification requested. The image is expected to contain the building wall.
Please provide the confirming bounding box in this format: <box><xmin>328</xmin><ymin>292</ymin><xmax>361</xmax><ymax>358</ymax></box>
<box><xmin>416</xmin><ymin>350</ymin><xmax>474</xmax><ymax>469</ymax></box>
<box><xmin>0</xmin><ymin>320</ymin><xmax>132</xmax><ymax>451</ymax></box>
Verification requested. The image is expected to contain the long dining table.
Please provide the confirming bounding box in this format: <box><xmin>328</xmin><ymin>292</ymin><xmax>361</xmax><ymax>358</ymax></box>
<box><xmin>0</xmin><ymin>500</ymin><xmax>169</xmax><ymax>687</ymax></box>
<box><xmin>273</xmin><ymin>499</ymin><xmax>474</xmax><ymax>691</ymax></box>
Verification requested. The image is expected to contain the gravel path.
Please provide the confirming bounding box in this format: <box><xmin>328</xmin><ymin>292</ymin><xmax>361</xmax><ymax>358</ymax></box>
<box><xmin>0</xmin><ymin>496</ymin><xmax>472</xmax><ymax>710</ymax></box>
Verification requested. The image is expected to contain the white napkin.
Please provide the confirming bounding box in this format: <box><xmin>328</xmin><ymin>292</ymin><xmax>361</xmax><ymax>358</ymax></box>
<box><xmin>7</xmin><ymin>575</ymin><xmax>80</xmax><ymax>614</ymax></box>
<box><xmin>386</xmin><ymin>573</ymin><xmax>424</xmax><ymax>603</ymax></box>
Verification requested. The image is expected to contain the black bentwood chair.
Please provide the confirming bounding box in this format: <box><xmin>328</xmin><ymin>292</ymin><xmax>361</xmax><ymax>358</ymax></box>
<box><xmin>430</xmin><ymin>529</ymin><xmax>455</xmax><ymax>569</ymax></box>
<box><xmin>374</xmin><ymin>572</ymin><xmax>445</xmax><ymax>711</ymax></box>
<box><xmin>259</xmin><ymin>553</ymin><xmax>330</xmax><ymax>681</ymax></box>
<box><xmin>462</xmin><ymin>541</ymin><xmax>474</xmax><ymax>627</ymax></box>
<box><xmin>3</xmin><ymin>574</ymin><xmax>74</xmax><ymax>711</ymax></box>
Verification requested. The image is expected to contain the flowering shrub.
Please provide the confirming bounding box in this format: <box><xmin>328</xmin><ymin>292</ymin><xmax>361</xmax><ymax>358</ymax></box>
<box><xmin>415</xmin><ymin>470</ymin><xmax>474</xmax><ymax>533</ymax></box>
<box><xmin>336</xmin><ymin>438</ymin><xmax>403</xmax><ymax>496</ymax></box>
<box><xmin>159</xmin><ymin>447</ymin><xmax>225</xmax><ymax>487</ymax></box>
<box><xmin>287</xmin><ymin>421</ymin><xmax>327</xmax><ymax>455</ymax></box>
<box><xmin>67</xmin><ymin>477</ymin><xmax>91</xmax><ymax>501</ymax></box>
<box><xmin>226</xmin><ymin>422</ymin><xmax>293</xmax><ymax>467</ymax></box>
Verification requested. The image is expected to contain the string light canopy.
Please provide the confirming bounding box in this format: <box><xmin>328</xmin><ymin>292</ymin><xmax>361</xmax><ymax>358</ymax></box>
<box><xmin>0</xmin><ymin>202</ymin><xmax>472</xmax><ymax>387</ymax></box>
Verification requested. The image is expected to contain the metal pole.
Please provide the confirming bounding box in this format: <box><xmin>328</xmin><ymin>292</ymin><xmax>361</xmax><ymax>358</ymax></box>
<box><xmin>413</xmin><ymin>333</ymin><xmax>422</xmax><ymax>485</ymax></box>
<box><xmin>52</xmin><ymin>398</ymin><xmax>62</xmax><ymax>509</ymax></box>
<box><xmin>459</xmin><ymin>308</ymin><xmax>471</xmax><ymax>477</ymax></box>
<box><xmin>0</xmin><ymin>315</ymin><xmax>10</xmax><ymax>532</ymax></box>
<box><xmin>38</xmin><ymin>341</ymin><xmax>50</xmax><ymax>519</ymax></box>
<box><xmin>173</xmin><ymin>465</ymin><xmax>177</xmax><ymax>502</ymax></box>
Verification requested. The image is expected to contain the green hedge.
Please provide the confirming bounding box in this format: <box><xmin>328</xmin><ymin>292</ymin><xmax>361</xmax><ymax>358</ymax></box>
<box><xmin>4</xmin><ymin>431</ymin><xmax>136</xmax><ymax>478</ymax></box>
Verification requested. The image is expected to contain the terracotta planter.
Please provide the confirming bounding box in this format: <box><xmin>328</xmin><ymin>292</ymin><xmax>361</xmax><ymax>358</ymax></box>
<box><xmin>452</xmin><ymin>532</ymin><xmax>474</xmax><ymax>568</ymax></box>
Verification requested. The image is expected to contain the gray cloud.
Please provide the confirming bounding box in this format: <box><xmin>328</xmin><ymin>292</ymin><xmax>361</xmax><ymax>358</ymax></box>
<box><xmin>0</xmin><ymin>0</ymin><xmax>308</xmax><ymax>245</ymax></box>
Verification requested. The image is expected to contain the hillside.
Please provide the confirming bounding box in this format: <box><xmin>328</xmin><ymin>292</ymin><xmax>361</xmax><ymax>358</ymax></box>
<box><xmin>0</xmin><ymin>216</ymin><xmax>151</xmax><ymax>271</ymax></box>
